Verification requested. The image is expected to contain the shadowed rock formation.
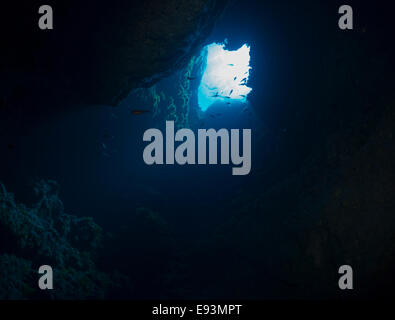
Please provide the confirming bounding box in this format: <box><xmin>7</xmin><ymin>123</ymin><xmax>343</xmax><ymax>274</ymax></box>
<box><xmin>0</xmin><ymin>0</ymin><xmax>229</xmax><ymax>106</ymax></box>
<box><xmin>0</xmin><ymin>180</ymin><xmax>116</xmax><ymax>299</ymax></box>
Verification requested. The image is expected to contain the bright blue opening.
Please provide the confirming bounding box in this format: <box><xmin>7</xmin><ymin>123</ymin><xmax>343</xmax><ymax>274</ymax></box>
<box><xmin>198</xmin><ymin>43</ymin><xmax>252</xmax><ymax>112</ymax></box>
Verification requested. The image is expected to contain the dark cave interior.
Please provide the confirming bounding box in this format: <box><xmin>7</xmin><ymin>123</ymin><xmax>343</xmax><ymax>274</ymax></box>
<box><xmin>0</xmin><ymin>0</ymin><xmax>394</xmax><ymax>299</ymax></box>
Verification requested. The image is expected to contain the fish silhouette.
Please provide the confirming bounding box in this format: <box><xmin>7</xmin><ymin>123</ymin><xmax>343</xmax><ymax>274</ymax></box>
<box><xmin>130</xmin><ymin>109</ymin><xmax>150</xmax><ymax>115</ymax></box>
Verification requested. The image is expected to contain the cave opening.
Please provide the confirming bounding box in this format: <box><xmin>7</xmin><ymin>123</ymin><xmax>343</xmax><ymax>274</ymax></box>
<box><xmin>197</xmin><ymin>43</ymin><xmax>252</xmax><ymax>112</ymax></box>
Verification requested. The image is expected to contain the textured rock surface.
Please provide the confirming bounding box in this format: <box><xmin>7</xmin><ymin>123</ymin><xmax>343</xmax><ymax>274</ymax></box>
<box><xmin>0</xmin><ymin>180</ymin><xmax>115</xmax><ymax>299</ymax></box>
<box><xmin>1</xmin><ymin>0</ymin><xmax>228</xmax><ymax>106</ymax></box>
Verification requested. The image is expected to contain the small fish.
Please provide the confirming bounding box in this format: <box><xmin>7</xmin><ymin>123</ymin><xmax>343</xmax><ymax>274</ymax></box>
<box><xmin>229</xmin><ymin>89</ymin><xmax>233</xmax><ymax>95</ymax></box>
<box><xmin>211</xmin><ymin>92</ymin><xmax>220</xmax><ymax>98</ymax></box>
<box><xmin>187</xmin><ymin>76</ymin><xmax>198</xmax><ymax>80</ymax></box>
<box><xmin>233</xmin><ymin>77</ymin><xmax>237</xmax><ymax>81</ymax></box>
<box><xmin>228</xmin><ymin>64</ymin><xmax>234</xmax><ymax>66</ymax></box>
<box><xmin>130</xmin><ymin>109</ymin><xmax>150</xmax><ymax>115</ymax></box>
<box><xmin>226</xmin><ymin>102</ymin><xmax>231</xmax><ymax>105</ymax></box>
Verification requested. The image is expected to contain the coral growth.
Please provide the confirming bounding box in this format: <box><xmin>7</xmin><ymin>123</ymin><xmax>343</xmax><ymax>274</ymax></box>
<box><xmin>166</xmin><ymin>96</ymin><xmax>179</xmax><ymax>124</ymax></box>
<box><xmin>0</xmin><ymin>180</ymin><xmax>115</xmax><ymax>299</ymax></box>
<box><xmin>177</xmin><ymin>56</ymin><xmax>198</xmax><ymax>129</ymax></box>
<box><xmin>126</xmin><ymin>54</ymin><xmax>200</xmax><ymax>129</ymax></box>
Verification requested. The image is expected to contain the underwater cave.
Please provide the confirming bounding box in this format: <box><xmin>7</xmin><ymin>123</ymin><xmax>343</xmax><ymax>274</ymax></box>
<box><xmin>0</xmin><ymin>0</ymin><xmax>394</xmax><ymax>303</ymax></box>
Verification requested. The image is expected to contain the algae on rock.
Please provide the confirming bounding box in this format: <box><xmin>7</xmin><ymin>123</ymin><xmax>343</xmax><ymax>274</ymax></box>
<box><xmin>0</xmin><ymin>180</ymin><xmax>117</xmax><ymax>299</ymax></box>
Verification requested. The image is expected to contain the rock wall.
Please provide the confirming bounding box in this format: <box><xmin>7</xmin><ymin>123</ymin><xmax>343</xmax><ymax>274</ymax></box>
<box><xmin>0</xmin><ymin>0</ymin><xmax>229</xmax><ymax>106</ymax></box>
